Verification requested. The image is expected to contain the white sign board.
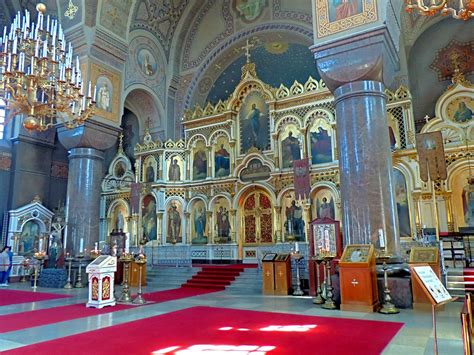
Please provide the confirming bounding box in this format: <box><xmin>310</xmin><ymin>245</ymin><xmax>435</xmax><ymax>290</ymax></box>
<box><xmin>413</xmin><ymin>266</ymin><xmax>451</xmax><ymax>304</ymax></box>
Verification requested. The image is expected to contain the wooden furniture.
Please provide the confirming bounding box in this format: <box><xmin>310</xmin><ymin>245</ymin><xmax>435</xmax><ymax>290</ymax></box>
<box><xmin>129</xmin><ymin>261</ymin><xmax>147</xmax><ymax>287</ymax></box>
<box><xmin>339</xmin><ymin>244</ymin><xmax>378</xmax><ymax>312</ymax></box>
<box><xmin>86</xmin><ymin>256</ymin><xmax>117</xmax><ymax>309</ymax></box>
<box><xmin>409</xmin><ymin>247</ymin><xmax>440</xmax><ymax>309</ymax></box>
<box><xmin>308</xmin><ymin>218</ymin><xmax>342</xmax><ymax>296</ymax></box>
<box><xmin>274</xmin><ymin>253</ymin><xmax>292</xmax><ymax>295</ymax></box>
<box><xmin>261</xmin><ymin>253</ymin><xmax>277</xmax><ymax>295</ymax></box>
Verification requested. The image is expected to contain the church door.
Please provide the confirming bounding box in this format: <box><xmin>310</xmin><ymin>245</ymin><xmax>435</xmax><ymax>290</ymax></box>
<box><xmin>243</xmin><ymin>191</ymin><xmax>273</xmax><ymax>244</ymax></box>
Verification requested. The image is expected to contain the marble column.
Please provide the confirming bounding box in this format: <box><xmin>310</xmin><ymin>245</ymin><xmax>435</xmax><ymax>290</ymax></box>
<box><xmin>312</xmin><ymin>29</ymin><xmax>400</xmax><ymax>255</ymax></box>
<box><xmin>58</xmin><ymin>121</ymin><xmax>119</xmax><ymax>255</ymax></box>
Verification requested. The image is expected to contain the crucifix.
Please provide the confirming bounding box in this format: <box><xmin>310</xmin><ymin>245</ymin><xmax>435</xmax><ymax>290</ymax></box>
<box><xmin>241</xmin><ymin>39</ymin><xmax>254</xmax><ymax>64</ymax></box>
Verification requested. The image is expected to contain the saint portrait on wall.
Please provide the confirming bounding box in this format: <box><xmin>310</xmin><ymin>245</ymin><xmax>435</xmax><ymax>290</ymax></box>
<box><xmin>284</xmin><ymin>198</ymin><xmax>305</xmax><ymax>241</ymax></box>
<box><xmin>281</xmin><ymin>130</ymin><xmax>301</xmax><ymax>169</ymax></box>
<box><xmin>137</xmin><ymin>48</ymin><xmax>157</xmax><ymax>77</ymax></box>
<box><xmin>19</xmin><ymin>220</ymin><xmax>40</xmax><ymax>255</ymax></box>
<box><xmin>234</xmin><ymin>0</ymin><xmax>267</xmax><ymax>22</ymax></box>
<box><xmin>310</xmin><ymin>126</ymin><xmax>332</xmax><ymax>165</ymax></box>
<box><xmin>214</xmin><ymin>197</ymin><xmax>231</xmax><ymax>243</ymax></box>
<box><xmin>393</xmin><ymin>169</ymin><xmax>411</xmax><ymax>238</ymax></box>
<box><xmin>329</xmin><ymin>0</ymin><xmax>362</xmax><ymax>21</ymax></box>
<box><xmin>313</xmin><ymin>189</ymin><xmax>336</xmax><ymax>220</ymax></box>
<box><xmin>214</xmin><ymin>138</ymin><xmax>231</xmax><ymax>177</ymax></box>
<box><xmin>142</xmin><ymin>195</ymin><xmax>157</xmax><ymax>242</ymax></box>
<box><xmin>96</xmin><ymin>76</ymin><xmax>113</xmax><ymax>113</ymax></box>
<box><xmin>446</xmin><ymin>96</ymin><xmax>474</xmax><ymax>125</ymax></box>
<box><xmin>167</xmin><ymin>202</ymin><xmax>182</xmax><ymax>243</ymax></box>
<box><xmin>239</xmin><ymin>91</ymin><xmax>270</xmax><ymax>154</ymax></box>
<box><xmin>168</xmin><ymin>156</ymin><xmax>182</xmax><ymax>182</ymax></box>
<box><xmin>193</xmin><ymin>144</ymin><xmax>207</xmax><ymax>180</ymax></box>
<box><xmin>192</xmin><ymin>200</ymin><xmax>207</xmax><ymax>244</ymax></box>
<box><xmin>111</xmin><ymin>203</ymin><xmax>127</xmax><ymax>233</ymax></box>
<box><xmin>463</xmin><ymin>179</ymin><xmax>474</xmax><ymax>227</ymax></box>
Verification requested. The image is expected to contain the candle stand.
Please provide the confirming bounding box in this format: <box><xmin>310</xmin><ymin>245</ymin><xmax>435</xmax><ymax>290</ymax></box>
<box><xmin>74</xmin><ymin>254</ymin><xmax>85</xmax><ymax>288</ymax></box>
<box><xmin>321</xmin><ymin>254</ymin><xmax>337</xmax><ymax>310</ymax></box>
<box><xmin>311</xmin><ymin>256</ymin><xmax>324</xmax><ymax>304</ymax></box>
<box><xmin>64</xmin><ymin>256</ymin><xmax>74</xmax><ymax>289</ymax></box>
<box><xmin>19</xmin><ymin>259</ymin><xmax>30</xmax><ymax>282</ymax></box>
<box><xmin>118</xmin><ymin>253</ymin><xmax>134</xmax><ymax>303</ymax></box>
<box><xmin>32</xmin><ymin>252</ymin><xmax>46</xmax><ymax>291</ymax></box>
<box><xmin>132</xmin><ymin>255</ymin><xmax>147</xmax><ymax>305</ymax></box>
<box><xmin>291</xmin><ymin>251</ymin><xmax>304</xmax><ymax>296</ymax></box>
<box><xmin>378</xmin><ymin>252</ymin><xmax>399</xmax><ymax>314</ymax></box>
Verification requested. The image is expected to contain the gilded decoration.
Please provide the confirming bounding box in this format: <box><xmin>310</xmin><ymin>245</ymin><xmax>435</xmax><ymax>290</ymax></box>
<box><xmin>315</xmin><ymin>0</ymin><xmax>378</xmax><ymax>39</ymax></box>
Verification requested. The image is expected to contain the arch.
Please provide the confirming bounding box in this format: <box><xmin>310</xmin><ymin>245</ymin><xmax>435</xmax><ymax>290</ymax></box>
<box><xmin>304</xmin><ymin>108</ymin><xmax>335</xmax><ymax>127</ymax></box>
<box><xmin>187</xmin><ymin>195</ymin><xmax>209</xmax><ymax>213</ymax></box>
<box><xmin>208</xmin><ymin>129</ymin><xmax>231</xmax><ymax>145</ymax></box>
<box><xmin>187</xmin><ymin>133</ymin><xmax>208</xmax><ymax>149</ymax></box>
<box><xmin>275</xmin><ymin>115</ymin><xmax>304</xmax><ymax>133</ymax></box>
<box><xmin>209</xmin><ymin>194</ymin><xmax>232</xmax><ymax>209</ymax></box>
<box><xmin>106</xmin><ymin>198</ymin><xmax>131</xmax><ymax>218</ymax></box>
<box><xmin>232</xmin><ymin>182</ymin><xmax>276</xmax><ymax>210</ymax></box>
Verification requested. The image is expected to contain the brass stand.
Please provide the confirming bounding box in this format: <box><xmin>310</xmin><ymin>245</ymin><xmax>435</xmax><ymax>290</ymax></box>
<box><xmin>64</xmin><ymin>256</ymin><xmax>74</xmax><ymax>289</ymax></box>
<box><xmin>74</xmin><ymin>254</ymin><xmax>85</xmax><ymax>288</ymax></box>
<box><xmin>312</xmin><ymin>256</ymin><xmax>324</xmax><ymax>304</ymax></box>
<box><xmin>118</xmin><ymin>253</ymin><xmax>134</xmax><ymax>303</ymax></box>
<box><xmin>321</xmin><ymin>255</ymin><xmax>337</xmax><ymax>310</ymax></box>
<box><xmin>291</xmin><ymin>251</ymin><xmax>304</xmax><ymax>296</ymax></box>
<box><xmin>378</xmin><ymin>253</ymin><xmax>399</xmax><ymax>314</ymax></box>
<box><xmin>132</xmin><ymin>256</ymin><xmax>147</xmax><ymax>305</ymax></box>
<box><xmin>19</xmin><ymin>261</ymin><xmax>29</xmax><ymax>282</ymax></box>
<box><xmin>32</xmin><ymin>254</ymin><xmax>46</xmax><ymax>291</ymax></box>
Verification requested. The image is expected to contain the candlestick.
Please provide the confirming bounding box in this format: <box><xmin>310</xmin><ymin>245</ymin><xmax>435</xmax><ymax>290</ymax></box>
<box><xmin>378</xmin><ymin>228</ymin><xmax>385</xmax><ymax>249</ymax></box>
<box><xmin>79</xmin><ymin>238</ymin><xmax>84</xmax><ymax>253</ymax></box>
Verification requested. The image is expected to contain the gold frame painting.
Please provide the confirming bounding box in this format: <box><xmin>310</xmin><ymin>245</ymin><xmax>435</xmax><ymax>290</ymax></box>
<box><xmin>90</xmin><ymin>62</ymin><xmax>121</xmax><ymax>123</ymax></box>
<box><xmin>315</xmin><ymin>0</ymin><xmax>378</xmax><ymax>39</ymax></box>
<box><xmin>409</xmin><ymin>247</ymin><xmax>439</xmax><ymax>263</ymax></box>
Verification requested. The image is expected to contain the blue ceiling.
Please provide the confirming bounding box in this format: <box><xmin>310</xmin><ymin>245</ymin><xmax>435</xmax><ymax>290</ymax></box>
<box><xmin>206</xmin><ymin>43</ymin><xmax>320</xmax><ymax>104</ymax></box>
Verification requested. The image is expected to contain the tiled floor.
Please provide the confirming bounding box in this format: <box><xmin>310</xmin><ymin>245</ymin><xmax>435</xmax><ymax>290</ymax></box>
<box><xmin>0</xmin><ymin>283</ymin><xmax>465</xmax><ymax>354</ymax></box>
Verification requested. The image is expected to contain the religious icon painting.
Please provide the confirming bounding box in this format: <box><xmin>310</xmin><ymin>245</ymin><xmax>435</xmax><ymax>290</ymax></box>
<box><xmin>309</xmin><ymin>125</ymin><xmax>333</xmax><ymax>165</ymax></box>
<box><xmin>142</xmin><ymin>195</ymin><xmax>157</xmax><ymax>242</ymax></box>
<box><xmin>90</xmin><ymin>62</ymin><xmax>121</xmax><ymax>122</ymax></box>
<box><xmin>281</xmin><ymin>191</ymin><xmax>305</xmax><ymax>242</ymax></box>
<box><xmin>191</xmin><ymin>199</ymin><xmax>207</xmax><ymax>244</ymax></box>
<box><xmin>233</xmin><ymin>0</ymin><xmax>267</xmax><ymax>22</ymax></box>
<box><xmin>393</xmin><ymin>169</ymin><xmax>412</xmax><ymax>238</ymax></box>
<box><xmin>137</xmin><ymin>48</ymin><xmax>157</xmax><ymax>77</ymax></box>
<box><xmin>280</xmin><ymin>126</ymin><xmax>302</xmax><ymax>169</ymax></box>
<box><xmin>214</xmin><ymin>197</ymin><xmax>232</xmax><ymax>243</ymax></box>
<box><xmin>445</xmin><ymin>96</ymin><xmax>474</xmax><ymax>125</ymax></box>
<box><xmin>192</xmin><ymin>141</ymin><xmax>208</xmax><ymax>180</ymax></box>
<box><xmin>329</xmin><ymin>0</ymin><xmax>363</xmax><ymax>22</ymax></box>
<box><xmin>143</xmin><ymin>156</ymin><xmax>157</xmax><ymax>183</ymax></box>
<box><xmin>110</xmin><ymin>202</ymin><xmax>128</xmax><ymax>234</ymax></box>
<box><xmin>450</xmin><ymin>170</ymin><xmax>474</xmax><ymax>228</ymax></box>
<box><xmin>166</xmin><ymin>200</ymin><xmax>183</xmax><ymax>244</ymax></box>
<box><xmin>167</xmin><ymin>154</ymin><xmax>184</xmax><ymax>182</ymax></box>
<box><xmin>239</xmin><ymin>91</ymin><xmax>270</xmax><ymax>154</ymax></box>
<box><xmin>313</xmin><ymin>188</ymin><xmax>336</xmax><ymax>220</ymax></box>
<box><xmin>19</xmin><ymin>220</ymin><xmax>41</xmax><ymax>255</ymax></box>
<box><xmin>214</xmin><ymin>137</ymin><xmax>231</xmax><ymax>178</ymax></box>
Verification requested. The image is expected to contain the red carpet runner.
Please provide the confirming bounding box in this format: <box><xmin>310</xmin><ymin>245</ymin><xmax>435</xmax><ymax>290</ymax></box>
<box><xmin>0</xmin><ymin>289</ymin><xmax>70</xmax><ymax>306</ymax></box>
<box><xmin>0</xmin><ymin>287</ymin><xmax>218</xmax><ymax>334</ymax></box>
<box><xmin>5</xmin><ymin>306</ymin><xmax>404</xmax><ymax>355</ymax></box>
<box><xmin>182</xmin><ymin>265</ymin><xmax>246</xmax><ymax>290</ymax></box>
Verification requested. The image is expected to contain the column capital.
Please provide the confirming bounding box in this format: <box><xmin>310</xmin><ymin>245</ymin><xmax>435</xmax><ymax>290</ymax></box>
<box><xmin>58</xmin><ymin>119</ymin><xmax>120</xmax><ymax>151</ymax></box>
<box><xmin>311</xmin><ymin>28</ymin><xmax>399</xmax><ymax>92</ymax></box>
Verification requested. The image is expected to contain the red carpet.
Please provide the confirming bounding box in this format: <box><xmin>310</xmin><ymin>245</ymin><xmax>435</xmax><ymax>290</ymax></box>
<box><xmin>0</xmin><ymin>303</ymin><xmax>133</xmax><ymax>333</ymax></box>
<box><xmin>5</xmin><ymin>306</ymin><xmax>404</xmax><ymax>355</ymax></box>
<box><xmin>0</xmin><ymin>289</ymin><xmax>70</xmax><ymax>306</ymax></box>
<box><xmin>0</xmin><ymin>287</ymin><xmax>218</xmax><ymax>333</ymax></box>
<box><xmin>182</xmin><ymin>265</ymin><xmax>245</xmax><ymax>290</ymax></box>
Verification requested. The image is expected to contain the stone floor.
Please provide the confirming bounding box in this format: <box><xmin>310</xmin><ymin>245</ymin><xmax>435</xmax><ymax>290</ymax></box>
<box><xmin>0</xmin><ymin>282</ymin><xmax>465</xmax><ymax>354</ymax></box>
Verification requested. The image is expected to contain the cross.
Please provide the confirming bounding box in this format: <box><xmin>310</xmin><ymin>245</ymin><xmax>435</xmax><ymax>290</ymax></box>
<box><xmin>278</xmin><ymin>270</ymin><xmax>284</xmax><ymax>277</ymax></box>
<box><xmin>424</xmin><ymin>115</ymin><xmax>430</xmax><ymax>123</ymax></box>
<box><xmin>265</xmin><ymin>271</ymin><xmax>270</xmax><ymax>277</ymax></box>
<box><xmin>118</xmin><ymin>132</ymin><xmax>124</xmax><ymax>150</ymax></box>
<box><xmin>351</xmin><ymin>279</ymin><xmax>359</xmax><ymax>287</ymax></box>
<box><xmin>241</xmin><ymin>39</ymin><xmax>254</xmax><ymax>64</ymax></box>
<box><xmin>145</xmin><ymin>117</ymin><xmax>152</xmax><ymax>131</ymax></box>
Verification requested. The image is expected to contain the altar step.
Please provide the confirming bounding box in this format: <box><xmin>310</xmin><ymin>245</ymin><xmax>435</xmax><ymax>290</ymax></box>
<box><xmin>146</xmin><ymin>266</ymin><xmax>198</xmax><ymax>289</ymax></box>
<box><xmin>446</xmin><ymin>268</ymin><xmax>474</xmax><ymax>297</ymax></box>
<box><xmin>182</xmin><ymin>265</ymin><xmax>245</xmax><ymax>290</ymax></box>
<box><xmin>226</xmin><ymin>267</ymin><xmax>262</xmax><ymax>294</ymax></box>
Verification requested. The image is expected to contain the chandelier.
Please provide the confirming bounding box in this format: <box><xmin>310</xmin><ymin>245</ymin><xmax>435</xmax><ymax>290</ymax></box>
<box><xmin>0</xmin><ymin>3</ymin><xmax>95</xmax><ymax>132</ymax></box>
<box><xmin>405</xmin><ymin>0</ymin><xmax>474</xmax><ymax>20</ymax></box>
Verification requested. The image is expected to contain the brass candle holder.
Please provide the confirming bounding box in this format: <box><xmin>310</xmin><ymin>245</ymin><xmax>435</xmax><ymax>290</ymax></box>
<box><xmin>64</xmin><ymin>255</ymin><xmax>74</xmax><ymax>289</ymax></box>
<box><xmin>90</xmin><ymin>250</ymin><xmax>101</xmax><ymax>260</ymax></box>
<box><xmin>74</xmin><ymin>253</ymin><xmax>85</xmax><ymax>288</ymax></box>
<box><xmin>19</xmin><ymin>259</ymin><xmax>30</xmax><ymax>282</ymax></box>
<box><xmin>132</xmin><ymin>254</ymin><xmax>147</xmax><ymax>305</ymax></box>
<box><xmin>291</xmin><ymin>251</ymin><xmax>304</xmax><ymax>296</ymax></box>
<box><xmin>378</xmin><ymin>251</ymin><xmax>399</xmax><ymax>314</ymax></box>
<box><xmin>311</xmin><ymin>256</ymin><xmax>324</xmax><ymax>305</ymax></box>
<box><xmin>32</xmin><ymin>252</ymin><xmax>47</xmax><ymax>291</ymax></box>
<box><xmin>118</xmin><ymin>253</ymin><xmax>134</xmax><ymax>303</ymax></box>
<box><xmin>321</xmin><ymin>252</ymin><xmax>337</xmax><ymax>310</ymax></box>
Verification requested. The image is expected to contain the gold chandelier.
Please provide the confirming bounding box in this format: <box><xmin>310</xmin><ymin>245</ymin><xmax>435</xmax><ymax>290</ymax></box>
<box><xmin>0</xmin><ymin>3</ymin><xmax>95</xmax><ymax>132</ymax></box>
<box><xmin>405</xmin><ymin>0</ymin><xmax>474</xmax><ymax>20</ymax></box>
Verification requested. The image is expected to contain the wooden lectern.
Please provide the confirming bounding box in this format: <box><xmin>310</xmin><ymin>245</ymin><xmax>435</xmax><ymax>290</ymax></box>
<box><xmin>409</xmin><ymin>247</ymin><xmax>440</xmax><ymax>309</ymax></box>
<box><xmin>339</xmin><ymin>244</ymin><xmax>379</xmax><ymax>312</ymax></box>
<box><xmin>262</xmin><ymin>253</ymin><xmax>277</xmax><ymax>295</ymax></box>
<box><xmin>130</xmin><ymin>261</ymin><xmax>147</xmax><ymax>287</ymax></box>
<box><xmin>274</xmin><ymin>253</ymin><xmax>292</xmax><ymax>295</ymax></box>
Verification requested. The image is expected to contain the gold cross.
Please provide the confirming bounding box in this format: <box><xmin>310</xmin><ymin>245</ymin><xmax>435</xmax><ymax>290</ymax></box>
<box><xmin>265</xmin><ymin>271</ymin><xmax>270</xmax><ymax>277</ymax></box>
<box><xmin>278</xmin><ymin>271</ymin><xmax>284</xmax><ymax>277</ymax></box>
<box><xmin>351</xmin><ymin>279</ymin><xmax>358</xmax><ymax>287</ymax></box>
<box><xmin>241</xmin><ymin>39</ymin><xmax>255</xmax><ymax>64</ymax></box>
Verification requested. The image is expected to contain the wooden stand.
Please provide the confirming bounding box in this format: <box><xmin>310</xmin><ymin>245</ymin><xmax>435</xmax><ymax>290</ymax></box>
<box><xmin>274</xmin><ymin>254</ymin><xmax>292</xmax><ymax>295</ymax></box>
<box><xmin>130</xmin><ymin>261</ymin><xmax>147</xmax><ymax>287</ymax></box>
<box><xmin>409</xmin><ymin>247</ymin><xmax>441</xmax><ymax>310</ymax></box>
<box><xmin>339</xmin><ymin>244</ymin><xmax>379</xmax><ymax>312</ymax></box>
<box><xmin>262</xmin><ymin>253</ymin><xmax>277</xmax><ymax>295</ymax></box>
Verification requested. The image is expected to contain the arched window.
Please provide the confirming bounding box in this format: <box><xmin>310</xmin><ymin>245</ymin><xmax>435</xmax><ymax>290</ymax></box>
<box><xmin>0</xmin><ymin>99</ymin><xmax>5</xmax><ymax>139</ymax></box>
